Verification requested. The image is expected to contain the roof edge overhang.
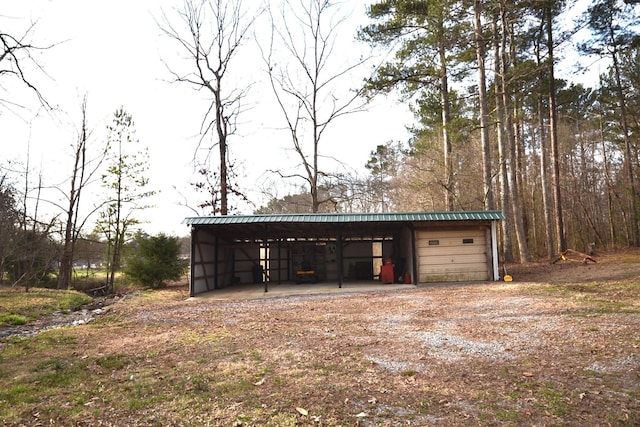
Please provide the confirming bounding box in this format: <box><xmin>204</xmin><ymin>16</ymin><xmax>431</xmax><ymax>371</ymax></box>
<box><xmin>183</xmin><ymin>210</ymin><xmax>504</xmax><ymax>226</ymax></box>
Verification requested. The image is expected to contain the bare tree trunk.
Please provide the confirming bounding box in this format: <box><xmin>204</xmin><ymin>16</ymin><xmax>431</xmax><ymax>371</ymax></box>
<box><xmin>534</xmin><ymin>15</ymin><xmax>555</xmax><ymax>259</ymax></box>
<box><xmin>261</xmin><ymin>0</ymin><xmax>367</xmax><ymax>213</ymax></box>
<box><xmin>493</xmin><ymin>13</ymin><xmax>513</xmax><ymax>262</ymax></box>
<box><xmin>538</xmin><ymin>95</ymin><xmax>555</xmax><ymax>259</ymax></box>
<box><xmin>501</xmin><ymin>74</ymin><xmax>530</xmax><ymax>262</ymax></box>
<box><xmin>474</xmin><ymin>0</ymin><xmax>494</xmax><ymax>210</ymax></box>
<box><xmin>599</xmin><ymin>110</ymin><xmax>616</xmax><ymax>246</ymax></box>
<box><xmin>439</xmin><ymin>43</ymin><xmax>454</xmax><ymax>211</ymax></box>
<box><xmin>58</xmin><ymin>98</ymin><xmax>89</xmax><ymax>289</ymax></box>
<box><xmin>546</xmin><ymin>7</ymin><xmax>566</xmax><ymax>254</ymax></box>
<box><xmin>215</xmin><ymin>89</ymin><xmax>229</xmax><ymax>216</ymax></box>
<box><xmin>499</xmin><ymin>5</ymin><xmax>529</xmax><ymax>262</ymax></box>
<box><xmin>107</xmin><ymin>147</ymin><xmax>124</xmax><ymax>292</ymax></box>
<box><xmin>160</xmin><ymin>0</ymin><xmax>252</xmax><ymax>216</ymax></box>
<box><xmin>312</xmin><ymin>89</ymin><xmax>320</xmax><ymax>213</ymax></box>
<box><xmin>574</xmin><ymin>137</ymin><xmax>605</xmax><ymax>246</ymax></box>
<box><xmin>612</xmin><ymin>52</ymin><xmax>639</xmax><ymax>246</ymax></box>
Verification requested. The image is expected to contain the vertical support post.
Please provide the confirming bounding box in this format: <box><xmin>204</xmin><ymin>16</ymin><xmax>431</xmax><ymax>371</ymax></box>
<box><xmin>287</xmin><ymin>242</ymin><xmax>291</xmax><ymax>282</ymax></box>
<box><xmin>337</xmin><ymin>230</ymin><xmax>343</xmax><ymax>288</ymax></box>
<box><xmin>277</xmin><ymin>239</ymin><xmax>282</xmax><ymax>284</ymax></box>
<box><xmin>213</xmin><ymin>235</ymin><xmax>219</xmax><ymax>290</ymax></box>
<box><xmin>189</xmin><ymin>226</ymin><xmax>196</xmax><ymax>297</ymax></box>
<box><xmin>264</xmin><ymin>225</ymin><xmax>269</xmax><ymax>293</ymax></box>
<box><xmin>411</xmin><ymin>225</ymin><xmax>418</xmax><ymax>285</ymax></box>
<box><xmin>491</xmin><ymin>220</ymin><xmax>500</xmax><ymax>281</ymax></box>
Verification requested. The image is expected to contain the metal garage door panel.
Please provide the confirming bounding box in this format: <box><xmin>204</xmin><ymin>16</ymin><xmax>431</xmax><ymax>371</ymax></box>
<box><xmin>417</xmin><ymin>228</ymin><xmax>489</xmax><ymax>282</ymax></box>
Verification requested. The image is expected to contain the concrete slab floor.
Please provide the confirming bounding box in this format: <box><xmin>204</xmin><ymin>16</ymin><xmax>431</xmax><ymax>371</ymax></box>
<box><xmin>189</xmin><ymin>282</ymin><xmax>417</xmax><ymax>301</ymax></box>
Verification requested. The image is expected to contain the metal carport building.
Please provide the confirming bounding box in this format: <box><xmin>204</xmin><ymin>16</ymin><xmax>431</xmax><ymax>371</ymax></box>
<box><xmin>183</xmin><ymin>210</ymin><xmax>504</xmax><ymax>296</ymax></box>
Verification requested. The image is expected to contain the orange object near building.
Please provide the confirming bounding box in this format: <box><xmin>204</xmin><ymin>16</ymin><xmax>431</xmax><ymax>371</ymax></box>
<box><xmin>380</xmin><ymin>263</ymin><xmax>394</xmax><ymax>284</ymax></box>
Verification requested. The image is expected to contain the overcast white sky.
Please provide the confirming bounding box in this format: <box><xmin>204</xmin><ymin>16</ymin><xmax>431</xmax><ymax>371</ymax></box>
<box><xmin>2</xmin><ymin>0</ymin><xmax>415</xmax><ymax>237</ymax></box>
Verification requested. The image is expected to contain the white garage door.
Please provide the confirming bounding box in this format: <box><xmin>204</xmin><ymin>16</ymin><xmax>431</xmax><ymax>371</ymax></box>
<box><xmin>417</xmin><ymin>228</ymin><xmax>489</xmax><ymax>282</ymax></box>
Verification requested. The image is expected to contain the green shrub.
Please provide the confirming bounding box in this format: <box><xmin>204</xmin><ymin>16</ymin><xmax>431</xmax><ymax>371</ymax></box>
<box><xmin>124</xmin><ymin>233</ymin><xmax>188</xmax><ymax>289</ymax></box>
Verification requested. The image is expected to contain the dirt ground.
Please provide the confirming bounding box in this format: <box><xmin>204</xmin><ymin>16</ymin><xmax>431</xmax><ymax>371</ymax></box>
<box><xmin>1</xmin><ymin>249</ymin><xmax>639</xmax><ymax>426</ymax></box>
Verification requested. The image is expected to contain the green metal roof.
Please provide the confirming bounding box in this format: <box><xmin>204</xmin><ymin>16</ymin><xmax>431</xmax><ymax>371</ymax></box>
<box><xmin>183</xmin><ymin>210</ymin><xmax>504</xmax><ymax>226</ymax></box>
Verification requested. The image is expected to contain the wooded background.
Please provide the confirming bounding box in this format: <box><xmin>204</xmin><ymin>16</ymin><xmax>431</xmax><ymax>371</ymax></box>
<box><xmin>2</xmin><ymin>0</ymin><xmax>639</xmax><ymax>287</ymax></box>
<box><xmin>258</xmin><ymin>0</ymin><xmax>640</xmax><ymax>264</ymax></box>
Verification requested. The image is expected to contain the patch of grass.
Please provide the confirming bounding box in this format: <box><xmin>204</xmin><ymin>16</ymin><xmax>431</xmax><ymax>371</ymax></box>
<box><xmin>309</xmin><ymin>361</ymin><xmax>341</xmax><ymax>376</ymax></box>
<box><xmin>215</xmin><ymin>376</ymin><xmax>255</xmax><ymax>397</ymax></box>
<box><xmin>263</xmin><ymin>413</ymin><xmax>300</xmax><ymax>427</ymax></box>
<box><xmin>0</xmin><ymin>351</ymin><xmax>92</xmax><ymax>423</ymax></box>
<box><xmin>106</xmin><ymin>371</ymin><xmax>173</xmax><ymax>413</ymax></box>
<box><xmin>530</xmin><ymin>381</ymin><xmax>570</xmax><ymax>417</ymax></box>
<box><xmin>35</xmin><ymin>358</ymin><xmax>67</xmax><ymax>372</ymax></box>
<box><xmin>0</xmin><ymin>288</ymin><xmax>93</xmax><ymax>326</ymax></box>
<box><xmin>127</xmin><ymin>395</ymin><xmax>167</xmax><ymax>412</ymax></box>
<box><xmin>528</xmin><ymin>280</ymin><xmax>640</xmax><ymax>315</ymax></box>
<box><xmin>0</xmin><ymin>383</ymin><xmax>39</xmax><ymax>405</ymax></box>
<box><xmin>606</xmin><ymin>253</ymin><xmax>640</xmax><ymax>264</ymax></box>
<box><xmin>180</xmin><ymin>329</ymin><xmax>228</xmax><ymax>346</ymax></box>
<box><xmin>57</xmin><ymin>291</ymin><xmax>93</xmax><ymax>311</ymax></box>
<box><xmin>3</xmin><ymin>329</ymin><xmax>79</xmax><ymax>356</ymax></box>
<box><xmin>86</xmin><ymin>311</ymin><xmax>128</xmax><ymax>328</ymax></box>
<box><xmin>574</xmin><ymin>299</ymin><xmax>637</xmax><ymax>316</ymax></box>
<box><xmin>269</xmin><ymin>374</ymin><xmax>288</xmax><ymax>388</ymax></box>
<box><xmin>494</xmin><ymin>409</ymin><xmax>520</xmax><ymax>422</ymax></box>
<box><xmin>96</xmin><ymin>354</ymin><xmax>130</xmax><ymax>370</ymax></box>
<box><xmin>503</xmin><ymin>388</ymin><xmax>522</xmax><ymax>401</ymax></box>
<box><xmin>39</xmin><ymin>329</ymin><xmax>78</xmax><ymax>346</ymax></box>
<box><xmin>0</xmin><ymin>313</ymin><xmax>28</xmax><ymax>325</ymax></box>
<box><xmin>1</xmin><ymin>336</ymin><xmax>94</xmax><ymax>420</ymax></box>
<box><xmin>125</xmin><ymin>384</ymin><xmax>168</xmax><ymax>411</ymax></box>
<box><xmin>189</xmin><ymin>375</ymin><xmax>211</xmax><ymax>393</ymax></box>
<box><xmin>33</xmin><ymin>358</ymin><xmax>82</xmax><ymax>388</ymax></box>
<box><xmin>248</xmin><ymin>349</ymin><xmax>262</xmax><ymax>361</ymax></box>
<box><xmin>127</xmin><ymin>287</ymin><xmax>187</xmax><ymax>304</ymax></box>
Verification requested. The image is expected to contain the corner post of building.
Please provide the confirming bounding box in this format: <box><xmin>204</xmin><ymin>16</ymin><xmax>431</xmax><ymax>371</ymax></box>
<box><xmin>491</xmin><ymin>220</ymin><xmax>500</xmax><ymax>281</ymax></box>
<box><xmin>410</xmin><ymin>224</ymin><xmax>418</xmax><ymax>285</ymax></box>
<box><xmin>337</xmin><ymin>228</ymin><xmax>343</xmax><ymax>288</ymax></box>
<box><xmin>264</xmin><ymin>225</ymin><xmax>269</xmax><ymax>293</ymax></box>
<box><xmin>189</xmin><ymin>226</ymin><xmax>196</xmax><ymax>297</ymax></box>
<box><xmin>213</xmin><ymin>234</ymin><xmax>219</xmax><ymax>290</ymax></box>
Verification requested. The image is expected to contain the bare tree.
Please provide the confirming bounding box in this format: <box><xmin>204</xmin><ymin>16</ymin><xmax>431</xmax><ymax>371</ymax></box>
<box><xmin>57</xmin><ymin>96</ymin><xmax>107</xmax><ymax>289</ymax></box>
<box><xmin>2</xmin><ymin>158</ymin><xmax>59</xmax><ymax>291</ymax></box>
<box><xmin>159</xmin><ymin>0</ymin><xmax>254</xmax><ymax>215</ymax></box>
<box><xmin>0</xmin><ymin>19</ymin><xmax>53</xmax><ymax>112</ymax></box>
<box><xmin>259</xmin><ymin>0</ymin><xmax>369</xmax><ymax>213</ymax></box>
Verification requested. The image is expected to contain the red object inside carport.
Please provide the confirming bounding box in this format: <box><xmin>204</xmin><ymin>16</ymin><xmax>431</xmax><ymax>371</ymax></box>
<box><xmin>380</xmin><ymin>263</ymin><xmax>394</xmax><ymax>284</ymax></box>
